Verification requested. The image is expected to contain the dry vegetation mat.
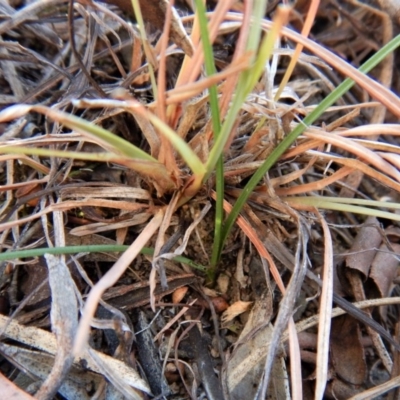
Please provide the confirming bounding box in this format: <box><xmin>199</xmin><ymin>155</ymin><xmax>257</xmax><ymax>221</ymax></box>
<box><xmin>0</xmin><ymin>0</ymin><xmax>400</xmax><ymax>399</ymax></box>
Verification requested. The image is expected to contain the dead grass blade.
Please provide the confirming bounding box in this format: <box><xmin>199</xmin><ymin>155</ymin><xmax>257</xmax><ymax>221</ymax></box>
<box><xmin>314</xmin><ymin>212</ymin><xmax>334</xmax><ymax>400</ymax></box>
<box><xmin>69</xmin><ymin>213</ymin><xmax>151</xmax><ymax>236</ymax></box>
<box><xmin>348</xmin><ymin>374</ymin><xmax>400</xmax><ymax>400</ymax></box>
<box><xmin>303</xmin><ymin>130</ymin><xmax>400</xmax><ymax>182</ymax></box>
<box><xmin>282</xmin><ymin>150</ymin><xmax>400</xmax><ymax>194</ymax></box>
<box><xmin>29</xmin><ymin>205</ymin><xmax>78</xmax><ymax>400</ymax></box>
<box><xmin>0</xmin><ymin>0</ymin><xmax>67</xmax><ymax>35</ymax></box>
<box><xmin>0</xmin><ymin>154</ymin><xmax>50</xmax><ymax>175</ymax></box>
<box><xmin>0</xmin><ymin>314</ymin><xmax>151</xmax><ymax>394</ymax></box>
<box><xmin>224</xmin><ymin>14</ymin><xmax>400</xmax><ymax>117</ymax></box>
<box><xmin>0</xmin><ymin>371</ymin><xmax>35</xmax><ymax>400</ymax></box>
<box><xmin>0</xmin><ymin>199</ymin><xmax>150</xmax><ymax>233</ymax></box>
<box><xmin>166</xmin><ymin>53</ymin><xmax>251</xmax><ymax>105</ymax></box>
<box><xmin>73</xmin><ymin>209</ymin><xmax>163</xmax><ymax>356</ymax></box>
<box><xmin>35</xmin><ymin>252</ymin><xmax>77</xmax><ymax>400</ymax></box>
<box><xmin>275</xmin><ymin>0</ymin><xmax>320</xmax><ymax>100</ymax></box>
<box><xmin>259</xmin><ymin>221</ymin><xmax>309</xmax><ymax>399</ymax></box>
<box><xmin>87</xmin><ymin>348</ymin><xmax>143</xmax><ymax>400</ymax></box>
<box><xmin>274</xmin><ymin>166</ymin><xmax>354</xmax><ymax>196</ymax></box>
<box><xmin>150</xmin><ymin>192</ymin><xmax>180</xmax><ymax>310</ymax></box>
<box><xmin>287</xmin><ymin>297</ymin><xmax>400</xmax><ymax>342</ymax></box>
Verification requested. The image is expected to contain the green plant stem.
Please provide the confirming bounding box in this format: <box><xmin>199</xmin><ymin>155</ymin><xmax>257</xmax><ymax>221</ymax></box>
<box><xmin>218</xmin><ymin>34</ymin><xmax>400</xmax><ymax>262</ymax></box>
<box><xmin>0</xmin><ymin>245</ymin><xmax>206</xmax><ymax>271</ymax></box>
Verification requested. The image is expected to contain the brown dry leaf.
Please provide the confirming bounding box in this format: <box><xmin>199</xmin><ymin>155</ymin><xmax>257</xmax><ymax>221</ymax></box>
<box><xmin>221</xmin><ymin>300</ymin><xmax>253</xmax><ymax>325</ymax></box>
<box><xmin>330</xmin><ymin>315</ymin><xmax>367</xmax><ymax>388</ymax></box>
<box><xmin>225</xmin><ymin>293</ymin><xmax>289</xmax><ymax>400</ymax></box>
<box><xmin>369</xmin><ymin>243</ymin><xmax>400</xmax><ymax>298</ymax></box>
<box><xmin>326</xmin><ymin>377</ymin><xmax>361</xmax><ymax>399</ymax></box>
<box><xmin>345</xmin><ymin>216</ymin><xmax>382</xmax><ymax>277</ymax></box>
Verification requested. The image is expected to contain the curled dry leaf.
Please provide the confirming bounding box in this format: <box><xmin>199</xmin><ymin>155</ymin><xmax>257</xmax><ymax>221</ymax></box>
<box><xmin>221</xmin><ymin>300</ymin><xmax>253</xmax><ymax>324</ymax></box>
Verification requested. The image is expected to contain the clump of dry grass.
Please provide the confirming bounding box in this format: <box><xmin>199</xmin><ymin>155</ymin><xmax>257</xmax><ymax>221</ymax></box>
<box><xmin>0</xmin><ymin>0</ymin><xmax>400</xmax><ymax>399</ymax></box>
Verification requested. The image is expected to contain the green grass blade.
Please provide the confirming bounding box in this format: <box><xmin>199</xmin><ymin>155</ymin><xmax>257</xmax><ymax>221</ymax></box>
<box><xmin>204</xmin><ymin>5</ymin><xmax>285</xmax><ymax>180</ymax></box>
<box><xmin>145</xmin><ymin>111</ymin><xmax>207</xmax><ymax>176</ymax></box>
<box><xmin>193</xmin><ymin>0</ymin><xmax>223</xmax><ymax>271</ymax></box>
<box><xmin>40</xmin><ymin>106</ymin><xmax>157</xmax><ymax>161</ymax></box>
<box><xmin>205</xmin><ymin>6</ymin><xmax>289</xmax><ymax>259</ymax></box>
<box><xmin>0</xmin><ymin>104</ymin><xmax>156</xmax><ymax>162</ymax></box>
<box><xmin>285</xmin><ymin>197</ymin><xmax>400</xmax><ymax>222</ymax></box>
<box><xmin>0</xmin><ymin>245</ymin><xmax>207</xmax><ymax>271</ymax></box>
<box><xmin>284</xmin><ymin>196</ymin><xmax>400</xmax><ymax>209</ymax></box>
<box><xmin>0</xmin><ymin>146</ymin><xmax>138</xmax><ymax>163</ymax></box>
<box><xmin>220</xmin><ymin>34</ymin><xmax>400</xmax><ymax>259</ymax></box>
<box><xmin>0</xmin><ymin>145</ymin><xmax>175</xmax><ymax>187</ymax></box>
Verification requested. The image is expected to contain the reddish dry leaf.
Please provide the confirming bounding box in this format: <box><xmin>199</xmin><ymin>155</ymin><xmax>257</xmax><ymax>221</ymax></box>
<box><xmin>330</xmin><ymin>315</ymin><xmax>366</xmax><ymax>386</ymax></box>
